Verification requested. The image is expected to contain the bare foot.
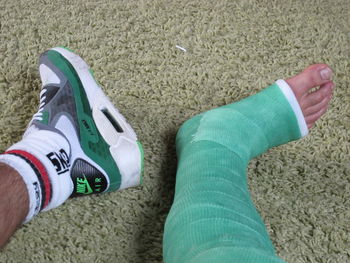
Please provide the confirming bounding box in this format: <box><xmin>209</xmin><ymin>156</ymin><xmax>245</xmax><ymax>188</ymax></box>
<box><xmin>285</xmin><ymin>64</ymin><xmax>334</xmax><ymax>129</ymax></box>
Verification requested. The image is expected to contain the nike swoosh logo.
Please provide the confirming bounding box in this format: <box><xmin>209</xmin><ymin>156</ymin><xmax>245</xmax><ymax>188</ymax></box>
<box><xmin>76</xmin><ymin>174</ymin><xmax>93</xmax><ymax>194</ymax></box>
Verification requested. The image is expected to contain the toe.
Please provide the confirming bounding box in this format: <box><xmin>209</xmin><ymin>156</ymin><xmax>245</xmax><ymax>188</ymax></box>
<box><xmin>285</xmin><ymin>64</ymin><xmax>333</xmax><ymax>98</ymax></box>
<box><xmin>300</xmin><ymin>81</ymin><xmax>334</xmax><ymax>109</ymax></box>
<box><xmin>305</xmin><ymin>106</ymin><xmax>328</xmax><ymax>129</ymax></box>
<box><xmin>303</xmin><ymin>93</ymin><xmax>332</xmax><ymax>117</ymax></box>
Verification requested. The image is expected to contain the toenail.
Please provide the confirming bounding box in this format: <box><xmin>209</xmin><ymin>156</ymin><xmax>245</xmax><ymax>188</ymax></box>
<box><xmin>320</xmin><ymin>68</ymin><xmax>332</xmax><ymax>80</ymax></box>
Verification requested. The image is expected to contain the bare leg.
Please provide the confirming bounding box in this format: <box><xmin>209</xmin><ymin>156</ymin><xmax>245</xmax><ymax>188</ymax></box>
<box><xmin>0</xmin><ymin>163</ymin><xmax>28</xmax><ymax>248</ymax></box>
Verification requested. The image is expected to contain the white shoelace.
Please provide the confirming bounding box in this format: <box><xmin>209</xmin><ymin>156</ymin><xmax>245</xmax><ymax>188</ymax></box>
<box><xmin>32</xmin><ymin>89</ymin><xmax>47</xmax><ymax>122</ymax></box>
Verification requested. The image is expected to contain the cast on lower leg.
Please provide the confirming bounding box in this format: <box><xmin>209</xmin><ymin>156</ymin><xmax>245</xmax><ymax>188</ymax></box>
<box><xmin>163</xmin><ymin>80</ymin><xmax>308</xmax><ymax>263</ymax></box>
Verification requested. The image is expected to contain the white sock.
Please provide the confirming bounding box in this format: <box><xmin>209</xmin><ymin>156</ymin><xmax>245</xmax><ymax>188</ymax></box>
<box><xmin>0</xmin><ymin>130</ymin><xmax>73</xmax><ymax>222</ymax></box>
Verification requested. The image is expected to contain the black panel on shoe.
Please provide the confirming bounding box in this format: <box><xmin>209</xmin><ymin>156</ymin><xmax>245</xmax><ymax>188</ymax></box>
<box><xmin>70</xmin><ymin>158</ymin><xmax>108</xmax><ymax>197</ymax></box>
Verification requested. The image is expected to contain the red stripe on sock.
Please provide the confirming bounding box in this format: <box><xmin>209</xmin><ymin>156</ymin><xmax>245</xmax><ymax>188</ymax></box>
<box><xmin>5</xmin><ymin>150</ymin><xmax>51</xmax><ymax>209</ymax></box>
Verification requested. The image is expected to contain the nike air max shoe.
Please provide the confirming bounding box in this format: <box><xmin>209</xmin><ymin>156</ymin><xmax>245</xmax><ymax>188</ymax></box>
<box><xmin>26</xmin><ymin>47</ymin><xmax>144</xmax><ymax>197</ymax></box>
<box><xmin>0</xmin><ymin>47</ymin><xmax>143</xmax><ymax>222</ymax></box>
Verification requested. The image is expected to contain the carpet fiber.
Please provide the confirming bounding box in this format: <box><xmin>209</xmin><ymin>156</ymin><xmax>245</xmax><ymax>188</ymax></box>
<box><xmin>0</xmin><ymin>0</ymin><xmax>349</xmax><ymax>262</ymax></box>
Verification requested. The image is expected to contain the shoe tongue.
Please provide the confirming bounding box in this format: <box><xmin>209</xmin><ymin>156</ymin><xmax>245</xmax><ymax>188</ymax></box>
<box><xmin>23</xmin><ymin>85</ymin><xmax>60</xmax><ymax>135</ymax></box>
<box><xmin>42</xmin><ymin>85</ymin><xmax>60</xmax><ymax>105</ymax></box>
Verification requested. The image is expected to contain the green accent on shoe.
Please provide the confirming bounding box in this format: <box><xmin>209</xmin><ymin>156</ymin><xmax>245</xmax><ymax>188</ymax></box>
<box><xmin>40</xmin><ymin>111</ymin><xmax>49</xmax><ymax>125</ymax></box>
<box><xmin>76</xmin><ymin>174</ymin><xmax>93</xmax><ymax>194</ymax></box>
<box><xmin>89</xmin><ymin>68</ymin><xmax>95</xmax><ymax>77</ymax></box>
<box><xmin>137</xmin><ymin>140</ymin><xmax>144</xmax><ymax>184</ymax></box>
<box><xmin>46</xmin><ymin>50</ymin><xmax>122</xmax><ymax>191</ymax></box>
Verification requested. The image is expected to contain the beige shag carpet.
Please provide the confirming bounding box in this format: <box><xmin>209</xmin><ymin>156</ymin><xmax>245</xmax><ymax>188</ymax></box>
<box><xmin>0</xmin><ymin>0</ymin><xmax>349</xmax><ymax>262</ymax></box>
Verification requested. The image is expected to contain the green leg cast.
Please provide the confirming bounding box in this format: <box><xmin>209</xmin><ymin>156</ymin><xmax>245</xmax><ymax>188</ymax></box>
<box><xmin>163</xmin><ymin>83</ymin><xmax>306</xmax><ymax>263</ymax></box>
